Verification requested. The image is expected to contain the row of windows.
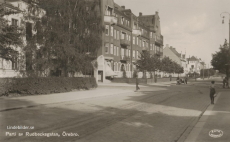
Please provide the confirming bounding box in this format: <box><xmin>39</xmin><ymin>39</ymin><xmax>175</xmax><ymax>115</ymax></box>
<box><xmin>105</xmin><ymin>44</ymin><xmax>141</xmax><ymax>59</ymax></box>
<box><xmin>105</xmin><ymin>25</ymin><xmax>131</xmax><ymax>41</ymax></box>
<box><xmin>113</xmin><ymin>63</ymin><xmax>132</xmax><ymax>72</ymax></box>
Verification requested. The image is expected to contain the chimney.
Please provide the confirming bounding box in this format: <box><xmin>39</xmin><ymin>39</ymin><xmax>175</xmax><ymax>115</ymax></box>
<box><xmin>139</xmin><ymin>12</ymin><xmax>142</xmax><ymax>16</ymax></box>
<box><xmin>121</xmin><ymin>6</ymin><xmax>125</xmax><ymax>9</ymax></box>
<box><xmin>156</xmin><ymin>11</ymin><xmax>159</xmax><ymax>15</ymax></box>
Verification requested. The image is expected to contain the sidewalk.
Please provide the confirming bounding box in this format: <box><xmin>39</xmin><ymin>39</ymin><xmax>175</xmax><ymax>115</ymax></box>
<box><xmin>184</xmin><ymin>91</ymin><xmax>230</xmax><ymax>142</ymax></box>
<box><xmin>0</xmin><ymin>87</ymin><xmax>134</xmax><ymax>112</ymax></box>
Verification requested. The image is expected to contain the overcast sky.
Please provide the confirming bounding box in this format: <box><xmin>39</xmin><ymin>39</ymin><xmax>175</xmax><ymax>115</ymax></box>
<box><xmin>114</xmin><ymin>0</ymin><xmax>230</xmax><ymax>66</ymax></box>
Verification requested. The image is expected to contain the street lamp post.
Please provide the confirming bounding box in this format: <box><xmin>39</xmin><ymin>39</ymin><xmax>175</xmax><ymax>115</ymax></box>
<box><xmin>220</xmin><ymin>12</ymin><xmax>230</xmax><ymax>80</ymax></box>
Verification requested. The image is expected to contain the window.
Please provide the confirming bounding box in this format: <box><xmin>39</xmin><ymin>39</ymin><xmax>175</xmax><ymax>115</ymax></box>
<box><xmin>106</xmin><ymin>6</ymin><xmax>113</xmax><ymax>16</ymax></box>
<box><xmin>126</xmin><ymin>34</ymin><xmax>128</xmax><ymax>40</ymax></box>
<box><xmin>121</xmin><ymin>32</ymin><xmax>125</xmax><ymax>39</ymax></box>
<box><xmin>137</xmin><ymin>37</ymin><xmax>138</xmax><ymax>45</ymax></box>
<box><xmin>117</xmin><ymin>46</ymin><xmax>119</xmax><ymax>56</ymax></box>
<box><xmin>114</xmin><ymin>29</ymin><xmax>116</xmax><ymax>39</ymax></box>
<box><xmin>128</xmin><ymin>49</ymin><xmax>131</xmax><ymax>57</ymax></box>
<box><xmin>26</xmin><ymin>22</ymin><xmax>32</xmax><ymax>40</ymax></box>
<box><xmin>139</xmin><ymin>39</ymin><xmax>142</xmax><ymax>47</ymax></box>
<box><xmin>142</xmin><ymin>41</ymin><xmax>145</xmax><ymax>47</ymax></box>
<box><xmin>110</xmin><ymin>26</ymin><xmax>113</xmax><ymax>36</ymax></box>
<box><xmin>129</xmin><ymin>35</ymin><xmax>131</xmax><ymax>41</ymax></box>
<box><xmin>133</xmin><ymin>50</ymin><xmax>135</xmax><ymax>58</ymax></box>
<box><xmin>114</xmin><ymin>45</ymin><xmax>116</xmax><ymax>55</ymax></box>
<box><xmin>121</xmin><ymin>48</ymin><xmax>124</xmax><ymax>56</ymax></box>
<box><xmin>117</xmin><ymin>30</ymin><xmax>119</xmax><ymax>39</ymax></box>
<box><xmin>150</xmin><ymin>44</ymin><xmax>153</xmax><ymax>50</ymax></box>
<box><xmin>121</xmin><ymin>17</ymin><xmax>124</xmax><ymax>24</ymax></box>
<box><xmin>12</xmin><ymin>19</ymin><xmax>18</xmax><ymax>26</ymax></box>
<box><xmin>12</xmin><ymin>57</ymin><xmax>18</xmax><ymax>70</ymax></box>
<box><xmin>105</xmin><ymin>43</ymin><xmax>109</xmax><ymax>54</ymax></box>
<box><xmin>136</xmin><ymin>51</ymin><xmax>138</xmax><ymax>59</ymax></box>
<box><xmin>105</xmin><ymin>25</ymin><xmax>109</xmax><ymax>36</ymax></box>
<box><xmin>110</xmin><ymin>44</ymin><xmax>113</xmax><ymax>54</ymax></box>
<box><xmin>133</xmin><ymin>36</ymin><xmax>135</xmax><ymax>44</ymax></box>
<box><xmin>150</xmin><ymin>32</ymin><xmax>152</xmax><ymax>38</ymax></box>
<box><xmin>114</xmin><ymin>63</ymin><xmax>116</xmax><ymax>71</ymax></box>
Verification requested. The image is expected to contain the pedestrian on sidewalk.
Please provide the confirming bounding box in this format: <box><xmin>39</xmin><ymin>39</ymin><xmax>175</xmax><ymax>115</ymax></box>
<box><xmin>223</xmin><ymin>77</ymin><xmax>226</xmax><ymax>88</ymax></box>
<box><xmin>134</xmin><ymin>70</ymin><xmax>140</xmax><ymax>92</ymax></box>
<box><xmin>210</xmin><ymin>81</ymin><xmax>216</xmax><ymax>104</ymax></box>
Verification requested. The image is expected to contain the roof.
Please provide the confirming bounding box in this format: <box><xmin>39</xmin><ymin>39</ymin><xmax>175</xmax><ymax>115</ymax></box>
<box><xmin>169</xmin><ymin>47</ymin><xmax>180</xmax><ymax>58</ymax></box>
<box><xmin>188</xmin><ymin>56</ymin><xmax>199</xmax><ymax>61</ymax></box>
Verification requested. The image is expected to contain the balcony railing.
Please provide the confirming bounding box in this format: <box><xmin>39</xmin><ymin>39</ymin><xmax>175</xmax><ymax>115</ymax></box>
<box><xmin>132</xmin><ymin>29</ymin><xmax>141</xmax><ymax>36</ymax></box>
<box><xmin>120</xmin><ymin>55</ymin><xmax>130</xmax><ymax>61</ymax></box>
<box><xmin>142</xmin><ymin>46</ymin><xmax>147</xmax><ymax>51</ymax></box>
<box><xmin>104</xmin><ymin>15</ymin><xmax>118</xmax><ymax>25</ymax></box>
<box><xmin>141</xmin><ymin>32</ymin><xmax>149</xmax><ymax>39</ymax></box>
<box><xmin>120</xmin><ymin>39</ymin><xmax>130</xmax><ymax>47</ymax></box>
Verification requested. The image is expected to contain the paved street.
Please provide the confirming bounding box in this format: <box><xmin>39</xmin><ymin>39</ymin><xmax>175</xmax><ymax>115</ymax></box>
<box><xmin>0</xmin><ymin>81</ymin><xmax>226</xmax><ymax>142</ymax></box>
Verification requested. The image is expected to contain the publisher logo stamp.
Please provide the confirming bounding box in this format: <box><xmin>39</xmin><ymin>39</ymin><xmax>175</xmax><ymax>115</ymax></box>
<box><xmin>209</xmin><ymin>129</ymin><xmax>223</xmax><ymax>138</ymax></box>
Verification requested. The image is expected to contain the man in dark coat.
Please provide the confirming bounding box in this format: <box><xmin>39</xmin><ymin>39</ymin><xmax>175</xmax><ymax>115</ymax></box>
<box><xmin>210</xmin><ymin>81</ymin><xmax>216</xmax><ymax>104</ymax></box>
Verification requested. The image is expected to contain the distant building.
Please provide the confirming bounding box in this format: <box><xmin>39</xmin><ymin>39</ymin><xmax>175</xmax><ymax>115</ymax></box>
<box><xmin>186</xmin><ymin>56</ymin><xmax>205</xmax><ymax>75</ymax></box>
<box><xmin>163</xmin><ymin>44</ymin><xmax>186</xmax><ymax>76</ymax></box>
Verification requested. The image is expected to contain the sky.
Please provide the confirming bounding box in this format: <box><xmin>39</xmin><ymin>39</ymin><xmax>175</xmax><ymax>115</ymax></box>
<box><xmin>114</xmin><ymin>0</ymin><xmax>230</xmax><ymax>66</ymax></box>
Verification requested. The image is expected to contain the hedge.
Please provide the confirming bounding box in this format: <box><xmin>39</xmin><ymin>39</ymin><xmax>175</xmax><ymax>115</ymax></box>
<box><xmin>0</xmin><ymin>77</ymin><xmax>97</xmax><ymax>96</ymax></box>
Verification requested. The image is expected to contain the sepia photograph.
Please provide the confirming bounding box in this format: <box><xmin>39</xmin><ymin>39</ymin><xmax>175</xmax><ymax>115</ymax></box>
<box><xmin>0</xmin><ymin>0</ymin><xmax>230</xmax><ymax>141</ymax></box>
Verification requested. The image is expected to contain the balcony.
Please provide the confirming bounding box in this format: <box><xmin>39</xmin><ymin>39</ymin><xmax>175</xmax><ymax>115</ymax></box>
<box><xmin>120</xmin><ymin>55</ymin><xmax>130</xmax><ymax>62</ymax></box>
<box><xmin>132</xmin><ymin>29</ymin><xmax>141</xmax><ymax>36</ymax></box>
<box><xmin>142</xmin><ymin>46</ymin><xmax>147</xmax><ymax>51</ymax></box>
<box><xmin>155</xmin><ymin>35</ymin><xmax>163</xmax><ymax>46</ymax></box>
<box><xmin>104</xmin><ymin>15</ymin><xmax>118</xmax><ymax>25</ymax></box>
<box><xmin>120</xmin><ymin>39</ymin><xmax>130</xmax><ymax>47</ymax></box>
<box><xmin>141</xmin><ymin>32</ymin><xmax>149</xmax><ymax>39</ymax></box>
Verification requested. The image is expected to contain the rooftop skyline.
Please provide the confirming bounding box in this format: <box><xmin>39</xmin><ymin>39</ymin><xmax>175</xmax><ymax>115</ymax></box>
<box><xmin>114</xmin><ymin>0</ymin><xmax>230</xmax><ymax>66</ymax></box>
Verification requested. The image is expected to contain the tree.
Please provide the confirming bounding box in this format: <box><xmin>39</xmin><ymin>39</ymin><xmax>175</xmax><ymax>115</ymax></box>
<box><xmin>135</xmin><ymin>51</ymin><xmax>161</xmax><ymax>79</ymax></box>
<box><xmin>136</xmin><ymin>51</ymin><xmax>151</xmax><ymax>78</ymax></box>
<box><xmin>24</xmin><ymin>0</ymin><xmax>103</xmax><ymax>77</ymax></box>
<box><xmin>211</xmin><ymin>44</ymin><xmax>230</xmax><ymax>77</ymax></box>
<box><xmin>161</xmin><ymin>57</ymin><xmax>173</xmax><ymax>74</ymax></box>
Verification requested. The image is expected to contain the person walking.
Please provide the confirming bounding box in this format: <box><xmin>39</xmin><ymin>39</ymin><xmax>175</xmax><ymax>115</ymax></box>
<box><xmin>135</xmin><ymin>76</ymin><xmax>140</xmax><ymax>92</ymax></box>
<box><xmin>210</xmin><ymin>81</ymin><xmax>216</xmax><ymax>104</ymax></box>
<box><xmin>223</xmin><ymin>77</ymin><xmax>226</xmax><ymax>88</ymax></box>
<box><xmin>184</xmin><ymin>76</ymin><xmax>188</xmax><ymax>84</ymax></box>
<box><xmin>226</xmin><ymin>77</ymin><xmax>230</xmax><ymax>89</ymax></box>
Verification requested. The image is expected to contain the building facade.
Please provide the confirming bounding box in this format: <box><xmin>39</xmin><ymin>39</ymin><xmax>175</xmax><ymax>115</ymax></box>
<box><xmin>0</xmin><ymin>0</ymin><xmax>44</xmax><ymax>78</ymax></box>
<box><xmin>98</xmin><ymin>0</ymin><xmax>164</xmax><ymax>82</ymax></box>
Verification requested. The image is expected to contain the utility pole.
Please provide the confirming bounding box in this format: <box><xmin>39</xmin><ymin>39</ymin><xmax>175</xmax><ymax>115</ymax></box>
<box><xmin>221</xmin><ymin>12</ymin><xmax>230</xmax><ymax>80</ymax></box>
<box><xmin>203</xmin><ymin>65</ymin><xmax>204</xmax><ymax>80</ymax></box>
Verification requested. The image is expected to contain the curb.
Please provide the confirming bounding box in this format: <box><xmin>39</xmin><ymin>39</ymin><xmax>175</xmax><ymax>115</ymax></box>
<box><xmin>183</xmin><ymin>92</ymin><xmax>222</xmax><ymax>142</ymax></box>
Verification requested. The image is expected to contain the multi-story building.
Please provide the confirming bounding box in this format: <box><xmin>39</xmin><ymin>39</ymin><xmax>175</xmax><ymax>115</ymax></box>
<box><xmin>0</xmin><ymin>0</ymin><xmax>44</xmax><ymax>78</ymax></box>
<box><xmin>97</xmin><ymin>0</ymin><xmax>164</xmax><ymax>82</ymax></box>
<box><xmin>1</xmin><ymin>0</ymin><xmax>164</xmax><ymax>81</ymax></box>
